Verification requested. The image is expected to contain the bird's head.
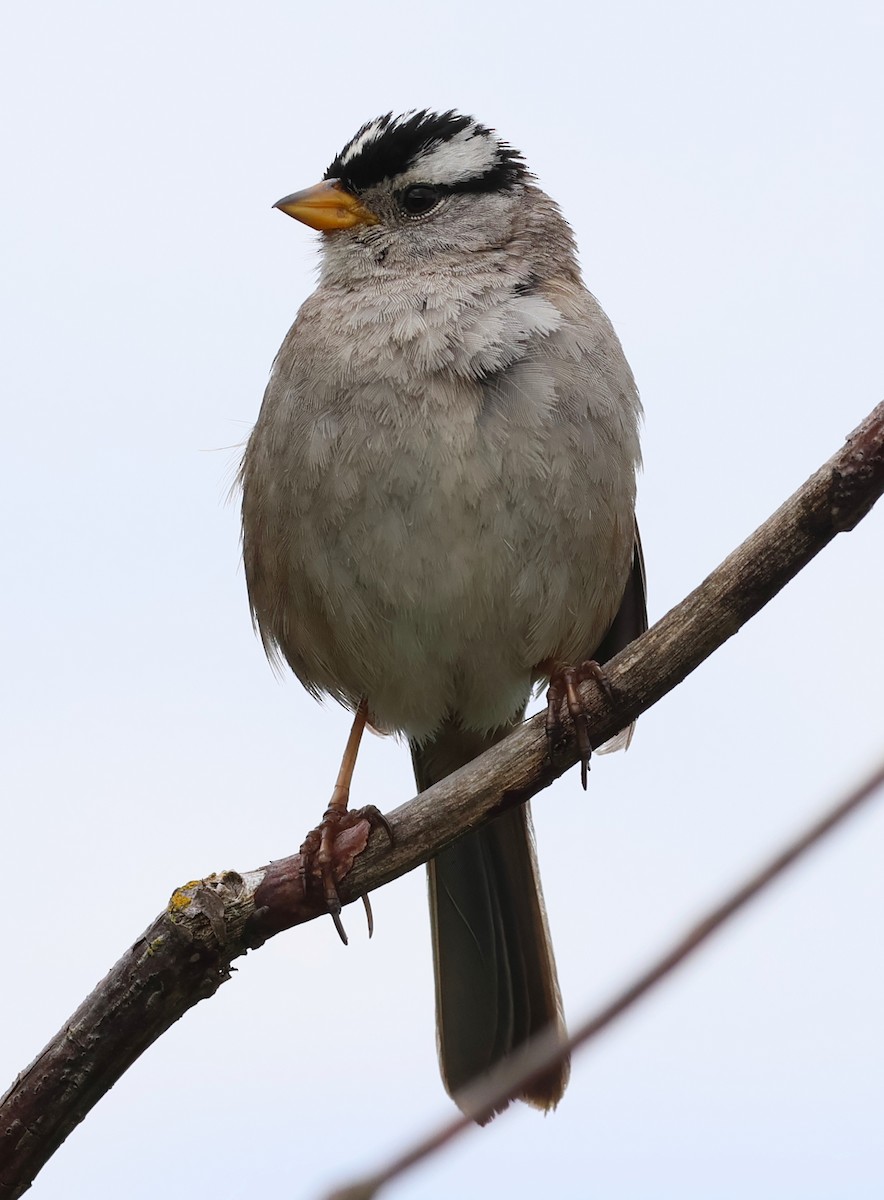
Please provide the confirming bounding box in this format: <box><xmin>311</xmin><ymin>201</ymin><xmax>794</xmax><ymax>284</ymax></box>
<box><xmin>274</xmin><ymin>110</ymin><xmax>539</xmax><ymax>278</ymax></box>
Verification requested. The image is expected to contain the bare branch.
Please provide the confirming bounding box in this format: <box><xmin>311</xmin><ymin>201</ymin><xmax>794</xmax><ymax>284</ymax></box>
<box><xmin>0</xmin><ymin>401</ymin><xmax>882</xmax><ymax>1196</ymax></box>
<box><xmin>324</xmin><ymin>755</ymin><xmax>884</xmax><ymax>1199</ymax></box>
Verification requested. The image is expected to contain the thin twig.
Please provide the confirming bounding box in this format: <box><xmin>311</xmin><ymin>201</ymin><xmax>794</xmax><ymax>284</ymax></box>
<box><xmin>0</xmin><ymin>402</ymin><xmax>882</xmax><ymax>1197</ymax></box>
<box><xmin>325</xmin><ymin>755</ymin><xmax>884</xmax><ymax>1200</ymax></box>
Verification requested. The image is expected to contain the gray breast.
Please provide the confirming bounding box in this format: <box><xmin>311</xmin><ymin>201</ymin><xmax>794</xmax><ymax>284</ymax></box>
<box><xmin>241</xmin><ymin>269</ymin><xmax>640</xmax><ymax>739</ymax></box>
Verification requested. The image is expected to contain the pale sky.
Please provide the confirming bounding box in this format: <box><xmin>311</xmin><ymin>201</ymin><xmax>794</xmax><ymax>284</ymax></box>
<box><xmin>2</xmin><ymin>2</ymin><xmax>883</xmax><ymax>1197</ymax></box>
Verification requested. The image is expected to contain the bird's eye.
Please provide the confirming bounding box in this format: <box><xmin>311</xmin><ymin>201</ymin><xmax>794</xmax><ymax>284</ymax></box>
<box><xmin>399</xmin><ymin>184</ymin><xmax>443</xmax><ymax>216</ymax></box>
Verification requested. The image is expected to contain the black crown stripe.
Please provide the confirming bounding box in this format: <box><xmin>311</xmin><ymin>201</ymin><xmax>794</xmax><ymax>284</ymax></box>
<box><xmin>323</xmin><ymin>109</ymin><xmax>527</xmax><ymax>195</ymax></box>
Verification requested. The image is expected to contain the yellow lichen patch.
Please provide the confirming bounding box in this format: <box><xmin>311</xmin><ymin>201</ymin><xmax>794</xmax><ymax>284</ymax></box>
<box><xmin>168</xmin><ymin>881</ymin><xmax>204</xmax><ymax>912</ymax></box>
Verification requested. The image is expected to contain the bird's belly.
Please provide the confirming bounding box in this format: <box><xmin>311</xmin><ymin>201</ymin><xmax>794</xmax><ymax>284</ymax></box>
<box><xmin>264</xmin><ymin>415</ymin><xmax>632</xmax><ymax>738</ymax></box>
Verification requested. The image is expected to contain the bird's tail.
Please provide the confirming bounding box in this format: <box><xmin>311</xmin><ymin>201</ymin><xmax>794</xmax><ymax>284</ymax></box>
<box><xmin>412</xmin><ymin>720</ymin><xmax>569</xmax><ymax>1120</ymax></box>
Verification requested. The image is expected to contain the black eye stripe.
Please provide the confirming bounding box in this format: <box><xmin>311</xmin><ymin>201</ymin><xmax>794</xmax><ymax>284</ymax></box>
<box><xmin>393</xmin><ymin>161</ymin><xmax>526</xmax><ymax>212</ymax></box>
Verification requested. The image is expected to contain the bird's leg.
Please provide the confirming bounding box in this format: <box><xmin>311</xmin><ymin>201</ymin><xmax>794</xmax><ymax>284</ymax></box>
<box><xmin>545</xmin><ymin>661</ymin><xmax>615</xmax><ymax>789</ymax></box>
<box><xmin>325</xmin><ymin>698</ymin><xmax>369</xmax><ymax>823</ymax></box>
<box><xmin>303</xmin><ymin>698</ymin><xmax>393</xmax><ymax>944</ymax></box>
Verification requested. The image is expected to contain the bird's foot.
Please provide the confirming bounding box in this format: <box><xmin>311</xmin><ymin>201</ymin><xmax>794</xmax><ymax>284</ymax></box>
<box><xmin>300</xmin><ymin>804</ymin><xmax>394</xmax><ymax>945</ymax></box>
<box><xmin>545</xmin><ymin>660</ymin><xmax>614</xmax><ymax>790</ymax></box>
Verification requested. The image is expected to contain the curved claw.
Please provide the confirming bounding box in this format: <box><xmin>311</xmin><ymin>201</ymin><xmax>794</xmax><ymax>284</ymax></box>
<box><xmin>331</xmin><ymin>909</ymin><xmax>349</xmax><ymax>945</ymax></box>
<box><xmin>374</xmin><ymin>810</ymin><xmax>395</xmax><ymax>847</ymax></box>
<box><xmin>300</xmin><ymin>804</ymin><xmax>394</xmax><ymax>945</ymax></box>
<box><xmin>545</xmin><ymin>659</ymin><xmax>614</xmax><ymax>789</ymax></box>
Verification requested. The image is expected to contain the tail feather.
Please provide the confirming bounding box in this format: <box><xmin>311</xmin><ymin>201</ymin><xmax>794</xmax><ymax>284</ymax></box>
<box><xmin>413</xmin><ymin>721</ymin><xmax>569</xmax><ymax>1119</ymax></box>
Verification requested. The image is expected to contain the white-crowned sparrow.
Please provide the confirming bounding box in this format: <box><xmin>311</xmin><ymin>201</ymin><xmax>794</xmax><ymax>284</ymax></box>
<box><xmin>240</xmin><ymin>110</ymin><xmax>645</xmax><ymax>1117</ymax></box>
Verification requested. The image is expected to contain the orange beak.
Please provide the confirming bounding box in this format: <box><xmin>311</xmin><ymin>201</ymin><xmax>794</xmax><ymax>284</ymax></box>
<box><xmin>273</xmin><ymin>179</ymin><xmax>379</xmax><ymax>231</ymax></box>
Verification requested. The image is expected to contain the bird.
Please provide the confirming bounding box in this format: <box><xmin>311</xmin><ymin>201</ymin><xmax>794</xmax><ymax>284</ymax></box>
<box><xmin>240</xmin><ymin>109</ymin><xmax>646</xmax><ymax>1119</ymax></box>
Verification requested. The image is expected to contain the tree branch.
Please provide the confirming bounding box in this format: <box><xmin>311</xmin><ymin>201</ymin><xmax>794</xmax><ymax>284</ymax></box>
<box><xmin>1</xmin><ymin>401</ymin><xmax>882</xmax><ymax>1196</ymax></box>
<box><xmin>322</xmin><ymin>755</ymin><xmax>884</xmax><ymax>1200</ymax></box>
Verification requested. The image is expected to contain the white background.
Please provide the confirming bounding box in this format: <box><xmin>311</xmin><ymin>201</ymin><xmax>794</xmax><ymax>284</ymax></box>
<box><xmin>2</xmin><ymin>2</ymin><xmax>882</xmax><ymax>1197</ymax></box>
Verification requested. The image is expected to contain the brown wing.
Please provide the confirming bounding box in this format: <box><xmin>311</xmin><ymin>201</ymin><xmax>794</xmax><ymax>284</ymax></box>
<box><xmin>593</xmin><ymin>523</ymin><xmax>647</xmax><ymax>752</ymax></box>
<box><xmin>594</xmin><ymin>521</ymin><xmax>648</xmax><ymax>664</ymax></box>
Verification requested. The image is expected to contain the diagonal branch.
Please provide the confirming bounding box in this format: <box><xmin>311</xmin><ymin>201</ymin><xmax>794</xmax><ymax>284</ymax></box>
<box><xmin>1</xmin><ymin>401</ymin><xmax>882</xmax><ymax>1197</ymax></box>
<box><xmin>321</xmin><ymin>755</ymin><xmax>884</xmax><ymax>1200</ymax></box>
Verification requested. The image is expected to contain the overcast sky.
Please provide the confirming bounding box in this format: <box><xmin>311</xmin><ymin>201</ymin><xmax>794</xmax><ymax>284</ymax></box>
<box><xmin>2</xmin><ymin>2</ymin><xmax>883</xmax><ymax>1197</ymax></box>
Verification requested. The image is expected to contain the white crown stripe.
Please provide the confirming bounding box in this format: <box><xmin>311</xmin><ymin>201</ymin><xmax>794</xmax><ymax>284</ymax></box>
<box><xmin>338</xmin><ymin>117</ymin><xmax>392</xmax><ymax>167</ymax></box>
<box><xmin>407</xmin><ymin>129</ymin><xmax>499</xmax><ymax>186</ymax></box>
<box><xmin>337</xmin><ymin>110</ymin><xmax>433</xmax><ymax>166</ymax></box>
